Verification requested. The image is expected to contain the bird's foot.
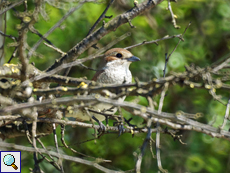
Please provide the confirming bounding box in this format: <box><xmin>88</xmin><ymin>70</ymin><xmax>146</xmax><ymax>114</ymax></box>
<box><xmin>113</xmin><ymin>121</ymin><xmax>125</xmax><ymax>136</ymax></box>
<box><xmin>92</xmin><ymin>116</ymin><xmax>106</xmax><ymax>134</ymax></box>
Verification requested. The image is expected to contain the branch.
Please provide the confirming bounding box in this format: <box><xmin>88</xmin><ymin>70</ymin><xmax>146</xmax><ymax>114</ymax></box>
<box><xmin>0</xmin><ymin>141</ymin><xmax>123</xmax><ymax>173</ymax></box>
<box><xmin>219</xmin><ymin>95</ymin><xmax>230</xmax><ymax>130</ymax></box>
<box><xmin>0</xmin><ymin>0</ymin><xmax>24</xmax><ymax>15</ymax></box>
<box><xmin>125</xmin><ymin>34</ymin><xmax>182</xmax><ymax>50</ymax></box>
<box><xmin>27</xmin><ymin>0</ymin><xmax>94</xmax><ymax>58</ymax></box>
<box><xmin>87</xmin><ymin>0</ymin><xmax>115</xmax><ymax>36</ymax></box>
<box><xmin>46</xmin><ymin>0</ymin><xmax>164</xmax><ymax>72</ymax></box>
<box><xmin>163</xmin><ymin>22</ymin><xmax>191</xmax><ymax>77</ymax></box>
<box><xmin>167</xmin><ymin>0</ymin><xmax>180</xmax><ymax>29</ymax></box>
<box><xmin>1</xmin><ymin>95</ymin><xmax>230</xmax><ymax>140</ymax></box>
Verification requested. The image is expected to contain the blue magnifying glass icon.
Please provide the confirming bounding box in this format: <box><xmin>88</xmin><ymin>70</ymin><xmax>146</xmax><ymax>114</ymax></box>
<box><xmin>3</xmin><ymin>154</ymin><xmax>18</xmax><ymax>170</ymax></box>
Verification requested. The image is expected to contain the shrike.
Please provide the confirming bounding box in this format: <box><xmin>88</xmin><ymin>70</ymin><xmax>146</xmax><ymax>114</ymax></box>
<box><xmin>66</xmin><ymin>48</ymin><xmax>140</xmax><ymax>128</ymax></box>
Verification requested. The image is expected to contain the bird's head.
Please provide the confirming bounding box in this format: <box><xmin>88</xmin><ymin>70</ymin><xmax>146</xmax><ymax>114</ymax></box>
<box><xmin>92</xmin><ymin>48</ymin><xmax>140</xmax><ymax>82</ymax></box>
<box><xmin>101</xmin><ymin>48</ymin><xmax>140</xmax><ymax>68</ymax></box>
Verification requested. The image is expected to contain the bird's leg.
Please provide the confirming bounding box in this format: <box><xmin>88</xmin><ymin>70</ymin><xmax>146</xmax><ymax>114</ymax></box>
<box><xmin>113</xmin><ymin>117</ymin><xmax>125</xmax><ymax>136</ymax></box>
<box><xmin>92</xmin><ymin>116</ymin><xmax>106</xmax><ymax>134</ymax></box>
<box><xmin>85</xmin><ymin>108</ymin><xmax>106</xmax><ymax>134</ymax></box>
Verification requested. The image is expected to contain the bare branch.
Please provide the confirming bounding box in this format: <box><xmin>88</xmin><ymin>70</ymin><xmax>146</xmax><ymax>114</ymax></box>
<box><xmin>219</xmin><ymin>96</ymin><xmax>230</xmax><ymax>130</ymax></box>
<box><xmin>163</xmin><ymin>22</ymin><xmax>191</xmax><ymax>77</ymax></box>
<box><xmin>46</xmin><ymin>0</ymin><xmax>164</xmax><ymax>72</ymax></box>
<box><xmin>87</xmin><ymin>0</ymin><xmax>115</xmax><ymax>36</ymax></box>
<box><xmin>0</xmin><ymin>0</ymin><xmax>24</xmax><ymax>16</ymax></box>
<box><xmin>167</xmin><ymin>0</ymin><xmax>180</xmax><ymax>29</ymax></box>
<box><xmin>125</xmin><ymin>34</ymin><xmax>182</xmax><ymax>50</ymax></box>
<box><xmin>0</xmin><ymin>141</ymin><xmax>123</xmax><ymax>173</ymax></box>
<box><xmin>27</xmin><ymin>1</ymin><xmax>93</xmax><ymax>58</ymax></box>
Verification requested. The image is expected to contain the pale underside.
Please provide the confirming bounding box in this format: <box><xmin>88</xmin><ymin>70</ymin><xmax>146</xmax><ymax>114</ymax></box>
<box><xmin>66</xmin><ymin>59</ymin><xmax>132</xmax><ymax>121</ymax></box>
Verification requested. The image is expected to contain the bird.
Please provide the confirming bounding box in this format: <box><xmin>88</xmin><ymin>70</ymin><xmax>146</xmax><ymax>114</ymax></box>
<box><xmin>66</xmin><ymin>48</ymin><xmax>140</xmax><ymax>128</ymax></box>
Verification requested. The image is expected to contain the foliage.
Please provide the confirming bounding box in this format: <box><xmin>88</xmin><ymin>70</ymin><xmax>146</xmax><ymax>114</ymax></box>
<box><xmin>0</xmin><ymin>0</ymin><xmax>230</xmax><ymax>172</ymax></box>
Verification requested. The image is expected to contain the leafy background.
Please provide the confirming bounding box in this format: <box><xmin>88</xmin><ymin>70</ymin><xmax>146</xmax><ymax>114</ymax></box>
<box><xmin>3</xmin><ymin>0</ymin><xmax>230</xmax><ymax>172</ymax></box>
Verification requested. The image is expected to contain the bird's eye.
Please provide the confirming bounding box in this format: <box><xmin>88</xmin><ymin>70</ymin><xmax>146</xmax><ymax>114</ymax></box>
<box><xmin>116</xmin><ymin>53</ymin><xmax>122</xmax><ymax>58</ymax></box>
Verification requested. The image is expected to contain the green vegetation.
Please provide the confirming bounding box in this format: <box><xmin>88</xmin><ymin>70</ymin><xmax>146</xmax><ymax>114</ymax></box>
<box><xmin>1</xmin><ymin>0</ymin><xmax>230</xmax><ymax>172</ymax></box>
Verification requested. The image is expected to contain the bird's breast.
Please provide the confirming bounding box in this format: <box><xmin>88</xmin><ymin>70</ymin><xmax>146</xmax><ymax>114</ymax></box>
<box><xmin>97</xmin><ymin>67</ymin><xmax>132</xmax><ymax>84</ymax></box>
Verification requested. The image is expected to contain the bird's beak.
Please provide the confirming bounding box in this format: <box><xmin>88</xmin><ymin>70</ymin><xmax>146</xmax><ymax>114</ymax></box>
<box><xmin>127</xmin><ymin>56</ymin><xmax>140</xmax><ymax>62</ymax></box>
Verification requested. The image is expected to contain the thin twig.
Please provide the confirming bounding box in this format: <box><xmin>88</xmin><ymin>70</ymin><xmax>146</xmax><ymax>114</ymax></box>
<box><xmin>27</xmin><ymin>1</ymin><xmax>91</xmax><ymax>58</ymax></box>
<box><xmin>87</xmin><ymin>0</ymin><xmax>115</xmax><ymax>36</ymax></box>
<box><xmin>155</xmin><ymin>82</ymin><xmax>168</xmax><ymax>173</ymax></box>
<box><xmin>45</xmin><ymin>0</ymin><xmax>163</xmax><ymax>72</ymax></box>
<box><xmin>163</xmin><ymin>22</ymin><xmax>191</xmax><ymax>77</ymax></box>
<box><xmin>44</xmin><ymin>42</ymin><xmax>66</xmax><ymax>56</ymax></box>
<box><xmin>27</xmin><ymin>32</ymin><xmax>130</xmax><ymax>83</ymax></box>
<box><xmin>219</xmin><ymin>95</ymin><xmax>230</xmax><ymax>130</ymax></box>
<box><xmin>37</xmin><ymin>138</ymin><xmax>61</xmax><ymax>171</ymax></box>
<box><xmin>63</xmin><ymin>31</ymin><xmax>131</xmax><ymax>76</ymax></box>
<box><xmin>0</xmin><ymin>30</ymin><xmax>17</xmax><ymax>41</ymax></box>
<box><xmin>52</xmin><ymin>124</ymin><xmax>64</xmax><ymax>173</ymax></box>
<box><xmin>212</xmin><ymin>56</ymin><xmax>230</xmax><ymax>72</ymax></box>
<box><xmin>63</xmin><ymin>0</ymin><xmax>115</xmax><ymax>76</ymax></box>
<box><xmin>163</xmin><ymin>53</ymin><xmax>168</xmax><ymax>77</ymax></box>
<box><xmin>7</xmin><ymin>47</ymin><xmax>18</xmax><ymax>63</ymax></box>
<box><xmin>60</xmin><ymin>125</ymin><xmax>109</xmax><ymax>161</ymax></box>
<box><xmin>167</xmin><ymin>22</ymin><xmax>191</xmax><ymax>59</ymax></box>
<box><xmin>0</xmin><ymin>141</ymin><xmax>123</xmax><ymax>173</ymax></box>
<box><xmin>29</xmin><ymin>26</ymin><xmax>55</xmax><ymax>47</ymax></box>
<box><xmin>158</xmin><ymin>83</ymin><xmax>169</xmax><ymax>114</ymax></box>
<box><xmin>135</xmin><ymin>96</ymin><xmax>156</xmax><ymax>172</ymax></box>
<box><xmin>135</xmin><ymin>120</ymin><xmax>152</xmax><ymax>173</ymax></box>
<box><xmin>125</xmin><ymin>34</ymin><xmax>182</xmax><ymax>50</ymax></box>
<box><xmin>0</xmin><ymin>0</ymin><xmax>24</xmax><ymax>16</ymax></box>
<box><xmin>33</xmin><ymin>152</ymin><xmax>42</xmax><ymax>172</ymax></box>
<box><xmin>156</xmin><ymin>121</ymin><xmax>168</xmax><ymax>173</ymax></box>
<box><xmin>18</xmin><ymin>23</ymin><xmax>29</xmax><ymax>81</ymax></box>
<box><xmin>167</xmin><ymin>0</ymin><xmax>180</xmax><ymax>29</ymax></box>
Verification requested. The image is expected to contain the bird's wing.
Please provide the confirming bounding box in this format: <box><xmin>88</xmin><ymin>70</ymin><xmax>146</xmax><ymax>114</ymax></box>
<box><xmin>92</xmin><ymin>69</ymin><xmax>105</xmax><ymax>81</ymax></box>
